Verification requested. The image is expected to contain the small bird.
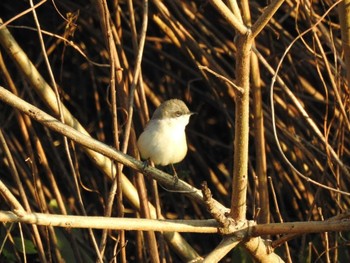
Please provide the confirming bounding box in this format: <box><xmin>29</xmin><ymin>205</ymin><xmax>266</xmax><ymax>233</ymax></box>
<box><xmin>137</xmin><ymin>99</ymin><xmax>194</xmax><ymax>177</ymax></box>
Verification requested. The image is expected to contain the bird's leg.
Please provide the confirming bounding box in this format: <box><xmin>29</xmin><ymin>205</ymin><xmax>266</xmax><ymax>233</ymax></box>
<box><xmin>171</xmin><ymin>164</ymin><xmax>179</xmax><ymax>185</ymax></box>
<box><xmin>142</xmin><ymin>159</ymin><xmax>150</xmax><ymax>170</ymax></box>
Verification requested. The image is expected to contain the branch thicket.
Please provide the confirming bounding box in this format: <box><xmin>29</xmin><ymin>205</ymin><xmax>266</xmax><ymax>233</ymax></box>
<box><xmin>0</xmin><ymin>0</ymin><xmax>349</xmax><ymax>262</ymax></box>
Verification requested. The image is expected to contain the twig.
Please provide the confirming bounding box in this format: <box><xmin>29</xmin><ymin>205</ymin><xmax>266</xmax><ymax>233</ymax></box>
<box><xmin>0</xmin><ymin>0</ymin><xmax>47</xmax><ymax>30</ymax></box>
<box><xmin>198</xmin><ymin>65</ymin><xmax>244</xmax><ymax>95</ymax></box>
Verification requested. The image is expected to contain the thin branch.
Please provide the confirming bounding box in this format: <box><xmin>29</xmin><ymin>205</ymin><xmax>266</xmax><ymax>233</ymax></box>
<box><xmin>0</xmin><ymin>129</ymin><xmax>47</xmax><ymax>263</ymax></box>
<box><xmin>338</xmin><ymin>0</ymin><xmax>350</xmax><ymax>87</ymax></box>
<box><xmin>203</xmin><ymin>237</ymin><xmax>241</xmax><ymax>262</ymax></box>
<box><xmin>251</xmin><ymin>218</ymin><xmax>350</xmax><ymax>237</ymax></box>
<box><xmin>0</xmin><ymin>211</ymin><xmax>218</xmax><ymax>233</ymax></box>
<box><xmin>251</xmin><ymin>0</ymin><xmax>286</xmax><ymax>39</ymax></box>
<box><xmin>0</xmin><ymin>0</ymin><xmax>47</xmax><ymax>30</ymax></box>
<box><xmin>1</xmin><ymin>210</ymin><xmax>348</xmax><ymax>236</ymax></box>
<box><xmin>198</xmin><ymin>65</ymin><xmax>244</xmax><ymax>94</ymax></box>
<box><xmin>253</xmin><ymin>46</ymin><xmax>350</xmax><ymax>195</ymax></box>
<box><xmin>0</xmin><ymin>167</ymin><xmax>26</xmax><ymax>216</ymax></box>
<box><xmin>229</xmin><ymin>31</ymin><xmax>252</xmax><ymax>221</ymax></box>
<box><xmin>265</xmin><ymin>4</ymin><xmax>350</xmax><ymax>190</ymax></box>
<box><xmin>208</xmin><ymin>0</ymin><xmax>247</xmax><ymax>35</ymax></box>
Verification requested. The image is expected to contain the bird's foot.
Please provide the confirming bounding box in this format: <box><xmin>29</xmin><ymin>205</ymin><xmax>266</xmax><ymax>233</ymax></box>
<box><xmin>141</xmin><ymin>159</ymin><xmax>150</xmax><ymax>170</ymax></box>
<box><xmin>171</xmin><ymin>164</ymin><xmax>179</xmax><ymax>187</ymax></box>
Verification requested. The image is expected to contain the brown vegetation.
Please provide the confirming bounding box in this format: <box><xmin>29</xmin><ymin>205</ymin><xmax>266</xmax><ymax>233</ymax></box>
<box><xmin>0</xmin><ymin>0</ymin><xmax>349</xmax><ymax>262</ymax></box>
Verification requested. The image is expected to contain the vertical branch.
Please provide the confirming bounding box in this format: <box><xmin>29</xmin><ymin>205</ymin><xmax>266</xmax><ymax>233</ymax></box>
<box><xmin>338</xmin><ymin>0</ymin><xmax>350</xmax><ymax>87</ymax></box>
<box><xmin>124</xmin><ymin>0</ymin><xmax>161</xmax><ymax>262</ymax></box>
<box><xmin>251</xmin><ymin>51</ymin><xmax>269</xmax><ymax>224</ymax></box>
<box><xmin>241</xmin><ymin>0</ymin><xmax>269</xmax><ymax>224</ymax></box>
<box><xmin>0</xmin><ymin>129</ymin><xmax>47</xmax><ymax>262</ymax></box>
<box><xmin>207</xmin><ymin>0</ymin><xmax>251</xmax><ymax>223</ymax></box>
<box><xmin>93</xmin><ymin>0</ymin><xmax>126</xmax><ymax>261</ymax></box>
<box><xmin>230</xmin><ymin>32</ymin><xmax>252</xmax><ymax>221</ymax></box>
<box><xmin>208</xmin><ymin>0</ymin><xmax>284</xmax><ymax>223</ymax></box>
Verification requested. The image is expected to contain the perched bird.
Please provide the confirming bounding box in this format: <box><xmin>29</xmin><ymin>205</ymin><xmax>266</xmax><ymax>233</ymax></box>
<box><xmin>137</xmin><ymin>99</ymin><xmax>194</xmax><ymax>177</ymax></box>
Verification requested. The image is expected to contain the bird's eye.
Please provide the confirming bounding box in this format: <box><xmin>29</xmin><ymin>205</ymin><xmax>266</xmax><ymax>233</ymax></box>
<box><xmin>175</xmin><ymin>111</ymin><xmax>182</xmax><ymax>117</ymax></box>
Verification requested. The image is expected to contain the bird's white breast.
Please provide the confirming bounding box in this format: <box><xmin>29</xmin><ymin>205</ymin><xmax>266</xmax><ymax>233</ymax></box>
<box><xmin>137</xmin><ymin>115</ymin><xmax>190</xmax><ymax>166</ymax></box>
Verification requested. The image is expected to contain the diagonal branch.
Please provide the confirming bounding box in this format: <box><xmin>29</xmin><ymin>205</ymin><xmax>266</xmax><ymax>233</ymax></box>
<box><xmin>208</xmin><ymin>0</ymin><xmax>247</xmax><ymax>35</ymax></box>
<box><xmin>251</xmin><ymin>0</ymin><xmax>286</xmax><ymax>39</ymax></box>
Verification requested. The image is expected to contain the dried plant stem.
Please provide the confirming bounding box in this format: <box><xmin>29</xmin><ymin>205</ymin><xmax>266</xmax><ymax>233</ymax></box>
<box><xmin>2</xmin><ymin>209</ymin><xmax>348</xmax><ymax>239</ymax></box>
<box><xmin>339</xmin><ymin>0</ymin><xmax>350</xmax><ymax>87</ymax></box>
<box><xmin>208</xmin><ymin>0</ymin><xmax>247</xmax><ymax>34</ymax></box>
<box><xmin>2</xmin><ymin>0</ymin><xmax>349</xmax><ymax>261</ymax></box>
<box><xmin>251</xmin><ymin>52</ymin><xmax>269</xmax><ymax>224</ymax></box>
<box><xmin>0</xmin><ymin>129</ymin><xmax>47</xmax><ymax>263</ymax></box>
<box><xmin>0</xmin><ymin>145</ymin><xmax>26</xmax><ymax>215</ymax></box>
<box><xmin>93</xmin><ymin>0</ymin><xmax>126</xmax><ymax>260</ymax></box>
<box><xmin>251</xmin><ymin>0</ymin><xmax>286</xmax><ymax>39</ymax></box>
<box><xmin>0</xmin><ymin>0</ymin><xmax>46</xmax><ymax>29</ymax></box>
<box><xmin>0</xmin><ymin>211</ymin><xmax>218</xmax><ymax>233</ymax></box>
<box><xmin>252</xmin><ymin>45</ymin><xmax>350</xmax><ymax>195</ymax></box>
<box><xmin>241</xmin><ymin>0</ymin><xmax>270</xmax><ymax>225</ymax></box>
<box><xmin>203</xmin><ymin>237</ymin><xmax>241</xmax><ymax>262</ymax></box>
<box><xmin>230</xmin><ymin>33</ymin><xmax>252</xmax><ymax>221</ymax></box>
